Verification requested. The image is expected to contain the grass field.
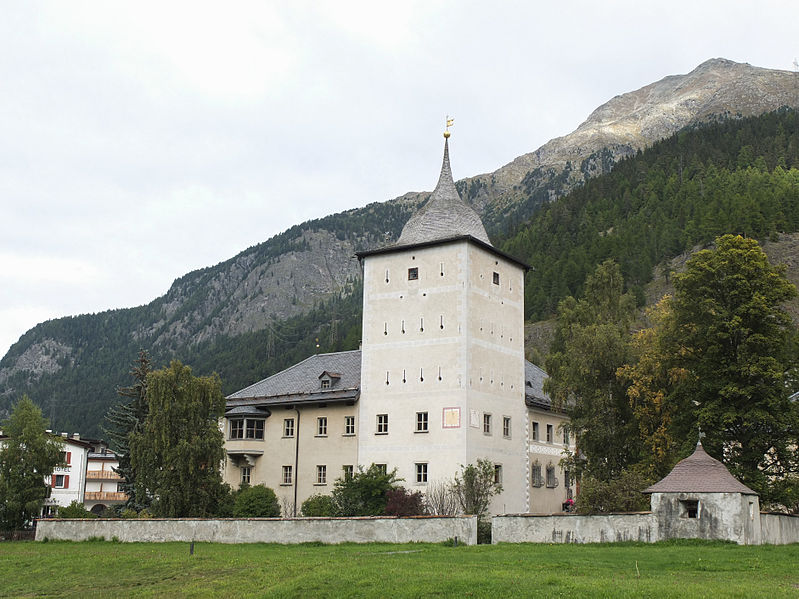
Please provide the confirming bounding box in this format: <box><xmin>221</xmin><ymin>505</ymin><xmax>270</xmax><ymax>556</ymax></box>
<box><xmin>1</xmin><ymin>539</ymin><xmax>798</xmax><ymax>598</ymax></box>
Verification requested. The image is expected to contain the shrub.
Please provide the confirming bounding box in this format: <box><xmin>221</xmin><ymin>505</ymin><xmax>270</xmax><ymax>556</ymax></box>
<box><xmin>332</xmin><ymin>464</ymin><xmax>401</xmax><ymax>516</ymax></box>
<box><xmin>384</xmin><ymin>487</ymin><xmax>425</xmax><ymax>516</ymax></box>
<box><xmin>575</xmin><ymin>468</ymin><xmax>653</xmax><ymax>514</ymax></box>
<box><xmin>57</xmin><ymin>501</ymin><xmax>97</xmax><ymax>519</ymax></box>
<box><xmin>301</xmin><ymin>494</ymin><xmax>336</xmax><ymax>517</ymax></box>
<box><xmin>233</xmin><ymin>485</ymin><xmax>281</xmax><ymax>517</ymax></box>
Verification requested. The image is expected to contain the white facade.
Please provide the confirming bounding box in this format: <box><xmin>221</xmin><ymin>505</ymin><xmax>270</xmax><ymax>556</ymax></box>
<box><xmin>42</xmin><ymin>435</ymin><xmax>90</xmax><ymax>515</ymax></box>
<box><xmin>358</xmin><ymin>239</ymin><xmax>529</xmax><ymax>513</ymax></box>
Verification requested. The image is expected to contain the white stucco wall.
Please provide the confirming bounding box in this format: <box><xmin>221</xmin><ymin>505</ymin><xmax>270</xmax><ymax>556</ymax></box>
<box><xmin>650</xmin><ymin>492</ymin><xmax>761</xmax><ymax>545</ymax></box>
<box><xmin>35</xmin><ymin>515</ymin><xmax>478</xmax><ymax>545</ymax></box>
<box><xmin>492</xmin><ymin>513</ymin><xmax>657</xmax><ymax>544</ymax></box>
<box><xmin>359</xmin><ymin>240</ymin><xmax>528</xmax><ymax>514</ymax></box>
<box><xmin>760</xmin><ymin>513</ymin><xmax>799</xmax><ymax>545</ymax></box>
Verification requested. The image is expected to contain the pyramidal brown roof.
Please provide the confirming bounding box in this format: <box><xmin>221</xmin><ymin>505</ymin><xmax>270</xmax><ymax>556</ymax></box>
<box><xmin>643</xmin><ymin>442</ymin><xmax>757</xmax><ymax>495</ymax></box>
<box><xmin>395</xmin><ymin>137</ymin><xmax>491</xmax><ymax>247</ymax></box>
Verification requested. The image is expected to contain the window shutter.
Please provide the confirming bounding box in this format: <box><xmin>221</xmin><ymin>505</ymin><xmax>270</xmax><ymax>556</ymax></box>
<box><xmin>66</xmin><ymin>452</ymin><xmax>72</xmax><ymax>465</ymax></box>
<box><xmin>64</xmin><ymin>475</ymin><xmax>70</xmax><ymax>488</ymax></box>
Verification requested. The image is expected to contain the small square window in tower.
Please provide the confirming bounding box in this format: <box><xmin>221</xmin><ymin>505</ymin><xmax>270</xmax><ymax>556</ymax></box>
<box><xmin>483</xmin><ymin>413</ymin><xmax>492</xmax><ymax>435</ymax></box>
<box><xmin>492</xmin><ymin>272</ymin><xmax>500</xmax><ymax>285</ymax></box>
<box><xmin>408</xmin><ymin>267</ymin><xmax>419</xmax><ymax>280</ymax></box>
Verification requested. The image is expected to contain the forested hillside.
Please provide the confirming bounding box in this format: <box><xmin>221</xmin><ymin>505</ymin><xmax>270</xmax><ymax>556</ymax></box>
<box><xmin>2</xmin><ymin>109</ymin><xmax>798</xmax><ymax>437</ymax></box>
<box><xmin>503</xmin><ymin>108</ymin><xmax>799</xmax><ymax>320</ymax></box>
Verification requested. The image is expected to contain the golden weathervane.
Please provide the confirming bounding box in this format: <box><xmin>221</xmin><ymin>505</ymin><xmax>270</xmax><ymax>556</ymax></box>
<box><xmin>444</xmin><ymin>116</ymin><xmax>454</xmax><ymax>138</ymax></box>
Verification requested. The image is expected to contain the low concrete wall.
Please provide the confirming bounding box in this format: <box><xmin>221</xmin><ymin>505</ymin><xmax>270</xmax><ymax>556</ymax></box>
<box><xmin>35</xmin><ymin>515</ymin><xmax>477</xmax><ymax>545</ymax></box>
<box><xmin>492</xmin><ymin>513</ymin><xmax>657</xmax><ymax>544</ymax></box>
<box><xmin>760</xmin><ymin>513</ymin><xmax>799</xmax><ymax>545</ymax></box>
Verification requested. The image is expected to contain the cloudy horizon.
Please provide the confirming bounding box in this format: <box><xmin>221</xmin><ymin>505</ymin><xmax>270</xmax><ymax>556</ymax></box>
<box><xmin>1</xmin><ymin>1</ymin><xmax>798</xmax><ymax>358</ymax></box>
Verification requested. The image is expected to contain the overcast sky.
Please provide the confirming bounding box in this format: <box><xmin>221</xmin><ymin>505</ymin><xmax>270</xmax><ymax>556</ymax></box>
<box><xmin>1</xmin><ymin>1</ymin><xmax>797</xmax><ymax>358</ymax></box>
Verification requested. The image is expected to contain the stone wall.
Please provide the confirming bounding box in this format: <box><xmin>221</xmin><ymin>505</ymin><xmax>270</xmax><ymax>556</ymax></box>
<box><xmin>35</xmin><ymin>515</ymin><xmax>477</xmax><ymax>545</ymax></box>
<box><xmin>492</xmin><ymin>513</ymin><xmax>657</xmax><ymax>544</ymax></box>
<box><xmin>760</xmin><ymin>513</ymin><xmax>799</xmax><ymax>545</ymax></box>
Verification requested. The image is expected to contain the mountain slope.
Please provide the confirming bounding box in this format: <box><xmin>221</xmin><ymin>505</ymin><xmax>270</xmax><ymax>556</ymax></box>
<box><xmin>1</xmin><ymin>59</ymin><xmax>797</xmax><ymax>436</ymax></box>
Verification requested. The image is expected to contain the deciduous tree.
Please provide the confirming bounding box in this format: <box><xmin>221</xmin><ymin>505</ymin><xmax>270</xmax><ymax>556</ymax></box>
<box><xmin>670</xmin><ymin>234</ymin><xmax>799</xmax><ymax>504</ymax></box>
<box><xmin>0</xmin><ymin>396</ymin><xmax>63</xmax><ymax>530</ymax></box>
<box><xmin>129</xmin><ymin>361</ymin><xmax>227</xmax><ymax>517</ymax></box>
<box><xmin>545</xmin><ymin>260</ymin><xmax>641</xmax><ymax>480</ymax></box>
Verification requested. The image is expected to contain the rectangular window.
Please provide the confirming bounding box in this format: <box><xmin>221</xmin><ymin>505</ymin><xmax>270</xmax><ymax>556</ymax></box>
<box><xmin>375</xmin><ymin>464</ymin><xmax>387</xmax><ymax>475</ymax></box>
<box><xmin>483</xmin><ymin>413</ymin><xmax>492</xmax><ymax>435</ymax></box>
<box><xmin>532</xmin><ymin>421</ymin><xmax>539</xmax><ymax>441</ymax></box>
<box><xmin>681</xmin><ymin>499</ymin><xmax>699</xmax><ymax>519</ymax></box>
<box><xmin>343</xmin><ymin>465</ymin><xmax>354</xmax><ymax>479</ymax></box>
<box><xmin>283</xmin><ymin>418</ymin><xmax>295</xmax><ymax>438</ymax></box>
<box><xmin>316</xmin><ymin>465</ymin><xmax>327</xmax><ymax>485</ymax></box>
<box><xmin>415</xmin><ymin>463</ymin><xmax>428</xmax><ymax>484</ymax></box>
<box><xmin>230</xmin><ymin>419</ymin><xmax>244</xmax><ymax>439</ymax></box>
<box><xmin>408</xmin><ymin>267</ymin><xmax>418</xmax><ymax>280</ymax></box>
<box><xmin>321</xmin><ymin>378</ymin><xmax>331</xmax><ymax>389</ymax></box>
<box><xmin>416</xmin><ymin>411</ymin><xmax>429</xmax><ymax>433</ymax></box>
<box><xmin>246</xmin><ymin>419</ymin><xmax>264</xmax><ymax>440</ymax></box>
<box><xmin>344</xmin><ymin>416</ymin><xmax>356</xmax><ymax>435</ymax></box>
<box><xmin>546</xmin><ymin>424</ymin><xmax>554</xmax><ymax>443</ymax></box>
<box><xmin>54</xmin><ymin>474</ymin><xmax>67</xmax><ymax>489</ymax></box>
<box><xmin>532</xmin><ymin>464</ymin><xmax>543</xmax><ymax>488</ymax></box>
<box><xmin>503</xmin><ymin>416</ymin><xmax>511</xmax><ymax>438</ymax></box>
<box><xmin>494</xmin><ymin>464</ymin><xmax>503</xmax><ymax>485</ymax></box>
<box><xmin>563</xmin><ymin>427</ymin><xmax>570</xmax><ymax>446</ymax></box>
<box><xmin>282</xmin><ymin>465</ymin><xmax>293</xmax><ymax>485</ymax></box>
<box><xmin>546</xmin><ymin>465</ymin><xmax>558</xmax><ymax>488</ymax></box>
<box><xmin>241</xmin><ymin>466</ymin><xmax>251</xmax><ymax>485</ymax></box>
<box><xmin>492</xmin><ymin>271</ymin><xmax>500</xmax><ymax>285</ymax></box>
<box><xmin>376</xmin><ymin>414</ymin><xmax>389</xmax><ymax>434</ymax></box>
<box><xmin>59</xmin><ymin>451</ymin><xmax>72</xmax><ymax>465</ymax></box>
<box><xmin>317</xmin><ymin>417</ymin><xmax>328</xmax><ymax>436</ymax></box>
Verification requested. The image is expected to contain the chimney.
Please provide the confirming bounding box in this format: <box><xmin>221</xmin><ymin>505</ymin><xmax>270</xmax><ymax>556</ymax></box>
<box><xmin>72</xmin><ymin>433</ymin><xmax>80</xmax><ymax>440</ymax></box>
<box><xmin>61</xmin><ymin>432</ymin><xmax>68</xmax><ymax>438</ymax></box>
<box><xmin>46</xmin><ymin>429</ymin><xmax>53</xmax><ymax>434</ymax></box>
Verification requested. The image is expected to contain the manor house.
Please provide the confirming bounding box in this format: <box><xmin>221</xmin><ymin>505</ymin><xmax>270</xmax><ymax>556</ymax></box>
<box><xmin>223</xmin><ymin>132</ymin><xmax>573</xmax><ymax>515</ymax></box>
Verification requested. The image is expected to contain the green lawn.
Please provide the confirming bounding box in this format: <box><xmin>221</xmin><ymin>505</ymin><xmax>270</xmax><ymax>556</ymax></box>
<box><xmin>1</xmin><ymin>539</ymin><xmax>797</xmax><ymax>598</ymax></box>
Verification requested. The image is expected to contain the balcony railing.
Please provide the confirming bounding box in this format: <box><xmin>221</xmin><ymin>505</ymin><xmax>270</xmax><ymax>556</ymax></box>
<box><xmin>84</xmin><ymin>491</ymin><xmax>127</xmax><ymax>502</ymax></box>
<box><xmin>85</xmin><ymin>470</ymin><xmax>122</xmax><ymax>480</ymax></box>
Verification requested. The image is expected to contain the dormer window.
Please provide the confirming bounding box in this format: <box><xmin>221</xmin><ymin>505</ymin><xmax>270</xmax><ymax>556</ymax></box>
<box><xmin>321</xmin><ymin>379</ymin><xmax>331</xmax><ymax>389</ymax></box>
<box><xmin>318</xmin><ymin>371</ymin><xmax>341</xmax><ymax>390</ymax></box>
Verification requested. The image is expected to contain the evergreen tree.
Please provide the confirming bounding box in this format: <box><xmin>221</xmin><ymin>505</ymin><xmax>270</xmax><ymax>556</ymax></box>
<box><xmin>103</xmin><ymin>350</ymin><xmax>151</xmax><ymax>509</ymax></box>
<box><xmin>129</xmin><ymin>361</ymin><xmax>227</xmax><ymax>517</ymax></box>
<box><xmin>0</xmin><ymin>396</ymin><xmax>63</xmax><ymax>530</ymax></box>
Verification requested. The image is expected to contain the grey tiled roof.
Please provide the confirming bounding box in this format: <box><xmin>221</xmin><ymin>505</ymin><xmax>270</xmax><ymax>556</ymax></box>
<box><xmin>644</xmin><ymin>443</ymin><xmax>757</xmax><ymax>495</ymax></box>
<box><xmin>227</xmin><ymin>350</ymin><xmax>361</xmax><ymax>400</ymax></box>
<box><xmin>395</xmin><ymin>138</ymin><xmax>491</xmax><ymax>247</ymax></box>
<box><xmin>227</xmin><ymin>350</ymin><xmax>553</xmax><ymax>413</ymax></box>
<box><xmin>525</xmin><ymin>361</ymin><xmax>552</xmax><ymax>410</ymax></box>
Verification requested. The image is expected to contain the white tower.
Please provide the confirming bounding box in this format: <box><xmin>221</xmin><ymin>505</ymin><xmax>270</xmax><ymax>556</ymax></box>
<box><xmin>356</xmin><ymin>131</ymin><xmax>529</xmax><ymax>513</ymax></box>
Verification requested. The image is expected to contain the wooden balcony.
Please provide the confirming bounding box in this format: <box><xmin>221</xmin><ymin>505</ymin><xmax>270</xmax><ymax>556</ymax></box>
<box><xmin>84</xmin><ymin>491</ymin><xmax>127</xmax><ymax>502</ymax></box>
<box><xmin>85</xmin><ymin>470</ymin><xmax>122</xmax><ymax>481</ymax></box>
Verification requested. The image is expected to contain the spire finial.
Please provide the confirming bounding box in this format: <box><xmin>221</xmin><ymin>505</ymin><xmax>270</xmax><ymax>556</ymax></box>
<box><xmin>444</xmin><ymin>115</ymin><xmax>454</xmax><ymax>139</ymax></box>
<box><xmin>697</xmin><ymin>426</ymin><xmax>705</xmax><ymax>446</ymax></box>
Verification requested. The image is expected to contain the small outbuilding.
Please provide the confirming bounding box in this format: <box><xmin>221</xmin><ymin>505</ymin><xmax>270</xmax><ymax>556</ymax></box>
<box><xmin>643</xmin><ymin>441</ymin><xmax>760</xmax><ymax>545</ymax></box>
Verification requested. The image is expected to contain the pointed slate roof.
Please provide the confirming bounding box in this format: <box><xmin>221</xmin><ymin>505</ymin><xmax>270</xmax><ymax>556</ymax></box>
<box><xmin>395</xmin><ymin>138</ymin><xmax>491</xmax><ymax>247</ymax></box>
<box><xmin>643</xmin><ymin>442</ymin><xmax>757</xmax><ymax>495</ymax></box>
